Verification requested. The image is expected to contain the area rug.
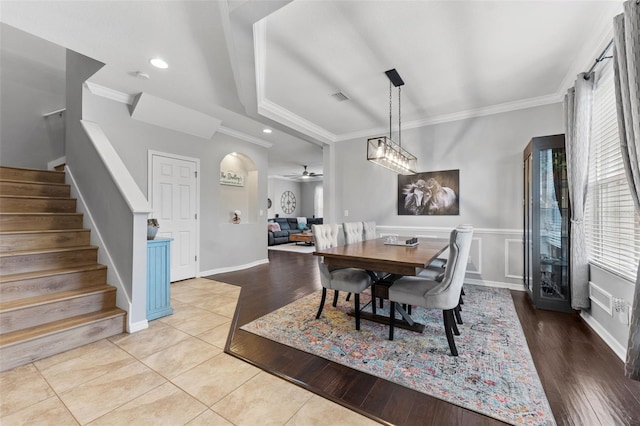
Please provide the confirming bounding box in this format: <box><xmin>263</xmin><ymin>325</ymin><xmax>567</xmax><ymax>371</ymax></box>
<box><xmin>241</xmin><ymin>285</ymin><xmax>555</xmax><ymax>425</ymax></box>
<box><xmin>267</xmin><ymin>243</ymin><xmax>315</xmax><ymax>254</ymax></box>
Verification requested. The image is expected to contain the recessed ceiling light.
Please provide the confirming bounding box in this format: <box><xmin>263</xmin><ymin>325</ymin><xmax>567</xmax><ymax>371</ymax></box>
<box><xmin>149</xmin><ymin>58</ymin><xmax>168</xmax><ymax>69</ymax></box>
<box><xmin>263</xmin><ymin>128</ymin><xmax>272</xmax><ymax>134</ymax></box>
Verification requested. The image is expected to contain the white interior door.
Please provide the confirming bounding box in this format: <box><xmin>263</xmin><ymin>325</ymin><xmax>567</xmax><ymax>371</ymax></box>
<box><xmin>151</xmin><ymin>153</ymin><xmax>198</xmax><ymax>282</ymax></box>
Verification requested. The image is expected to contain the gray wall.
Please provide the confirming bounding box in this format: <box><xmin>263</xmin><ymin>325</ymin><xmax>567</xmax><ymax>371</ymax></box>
<box><xmin>268</xmin><ymin>177</ymin><xmax>302</xmax><ymax>218</ymax></box>
<box><xmin>330</xmin><ymin>103</ymin><xmax>564</xmax><ymax>288</ymax></box>
<box><xmin>83</xmin><ymin>92</ymin><xmax>269</xmax><ymax>272</ymax></box>
<box><xmin>0</xmin><ymin>24</ymin><xmax>65</xmax><ymax>168</ymax></box>
<box><xmin>300</xmin><ymin>180</ymin><xmax>322</xmax><ymax>218</ymax></box>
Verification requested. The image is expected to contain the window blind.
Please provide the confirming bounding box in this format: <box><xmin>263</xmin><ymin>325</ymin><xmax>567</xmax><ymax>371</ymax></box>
<box><xmin>584</xmin><ymin>61</ymin><xmax>640</xmax><ymax>283</ymax></box>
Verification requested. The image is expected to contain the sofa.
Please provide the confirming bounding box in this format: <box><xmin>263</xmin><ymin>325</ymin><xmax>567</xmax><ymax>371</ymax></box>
<box><xmin>268</xmin><ymin>217</ymin><xmax>323</xmax><ymax>245</ymax></box>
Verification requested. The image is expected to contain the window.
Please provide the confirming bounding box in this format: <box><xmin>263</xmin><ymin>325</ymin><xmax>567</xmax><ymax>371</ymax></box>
<box><xmin>585</xmin><ymin>60</ymin><xmax>640</xmax><ymax>282</ymax></box>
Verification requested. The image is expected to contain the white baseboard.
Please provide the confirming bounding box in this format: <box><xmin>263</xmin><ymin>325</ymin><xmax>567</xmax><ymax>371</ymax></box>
<box><xmin>128</xmin><ymin>319</ymin><xmax>149</xmax><ymax>333</ymax></box>
<box><xmin>580</xmin><ymin>310</ymin><xmax>627</xmax><ymax>361</ymax></box>
<box><xmin>465</xmin><ymin>277</ymin><xmax>526</xmax><ymax>291</ymax></box>
<box><xmin>200</xmin><ymin>258</ymin><xmax>269</xmax><ymax>277</ymax></box>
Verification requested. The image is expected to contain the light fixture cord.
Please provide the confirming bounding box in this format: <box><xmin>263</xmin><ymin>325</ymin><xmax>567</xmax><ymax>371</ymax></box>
<box><xmin>398</xmin><ymin>86</ymin><xmax>402</xmax><ymax>150</ymax></box>
<box><xmin>389</xmin><ymin>81</ymin><xmax>392</xmax><ymax>139</ymax></box>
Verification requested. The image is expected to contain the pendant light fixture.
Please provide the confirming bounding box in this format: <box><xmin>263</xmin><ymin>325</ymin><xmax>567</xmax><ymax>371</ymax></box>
<box><xmin>367</xmin><ymin>69</ymin><xmax>417</xmax><ymax>175</ymax></box>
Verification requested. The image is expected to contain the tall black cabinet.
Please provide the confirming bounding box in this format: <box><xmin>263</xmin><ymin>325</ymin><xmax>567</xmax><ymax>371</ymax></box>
<box><xmin>523</xmin><ymin>134</ymin><xmax>571</xmax><ymax>312</ymax></box>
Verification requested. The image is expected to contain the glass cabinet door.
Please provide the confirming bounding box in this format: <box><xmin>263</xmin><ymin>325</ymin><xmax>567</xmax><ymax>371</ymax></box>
<box><xmin>537</xmin><ymin>147</ymin><xmax>569</xmax><ymax>304</ymax></box>
<box><xmin>523</xmin><ymin>134</ymin><xmax>571</xmax><ymax>312</ymax></box>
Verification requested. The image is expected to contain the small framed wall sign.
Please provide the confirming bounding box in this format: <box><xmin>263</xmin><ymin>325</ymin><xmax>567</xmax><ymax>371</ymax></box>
<box><xmin>220</xmin><ymin>171</ymin><xmax>245</xmax><ymax>187</ymax></box>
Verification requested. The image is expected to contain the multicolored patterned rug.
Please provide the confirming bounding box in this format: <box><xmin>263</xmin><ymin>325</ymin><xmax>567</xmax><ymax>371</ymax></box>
<box><xmin>241</xmin><ymin>285</ymin><xmax>556</xmax><ymax>425</ymax></box>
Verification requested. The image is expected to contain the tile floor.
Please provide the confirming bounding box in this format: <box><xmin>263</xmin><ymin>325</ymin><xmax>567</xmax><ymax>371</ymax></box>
<box><xmin>1</xmin><ymin>278</ymin><xmax>378</xmax><ymax>425</ymax></box>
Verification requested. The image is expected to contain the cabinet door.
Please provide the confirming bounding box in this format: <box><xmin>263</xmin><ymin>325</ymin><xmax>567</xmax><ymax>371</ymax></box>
<box><xmin>524</xmin><ymin>153</ymin><xmax>533</xmax><ymax>294</ymax></box>
<box><xmin>536</xmin><ymin>147</ymin><xmax>570</xmax><ymax>308</ymax></box>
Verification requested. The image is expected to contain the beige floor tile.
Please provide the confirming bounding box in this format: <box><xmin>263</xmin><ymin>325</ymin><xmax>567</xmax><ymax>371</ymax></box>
<box><xmin>192</xmin><ymin>294</ymin><xmax>237</xmax><ymax>312</ymax></box>
<box><xmin>141</xmin><ymin>337</ymin><xmax>222</xmax><ymax>379</ymax></box>
<box><xmin>186</xmin><ymin>409</ymin><xmax>233</xmax><ymax>425</ymax></box>
<box><xmin>285</xmin><ymin>395</ymin><xmax>380</xmax><ymax>426</ymax></box>
<box><xmin>0</xmin><ymin>364</ymin><xmax>54</xmax><ymax>417</ymax></box>
<box><xmin>172</xmin><ymin>353</ymin><xmax>260</xmax><ymax>406</ymax></box>
<box><xmin>170</xmin><ymin>286</ymin><xmax>214</xmax><ymax>304</ymax></box>
<box><xmin>159</xmin><ymin>305</ymin><xmax>230</xmax><ymax>335</ymax></box>
<box><xmin>208</xmin><ymin>300</ymin><xmax>238</xmax><ymax>319</ymax></box>
<box><xmin>88</xmin><ymin>382</ymin><xmax>207</xmax><ymax>426</ymax></box>
<box><xmin>1</xmin><ymin>396</ymin><xmax>78</xmax><ymax>426</ymax></box>
<box><xmin>59</xmin><ymin>361</ymin><xmax>166</xmax><ymax>424</ymax></box>
<box><xmin>34</xmin><ymin>339</ymin><xmax>115</xmax><ymax>371</ymax></box>
<box><xmin>109</xmin><ymin>320</ymin><xmax>191</xmax><ymax>359</ymax></box>
<box><xmin>212</xmin><ymin>371</ymin><xmax>313</xmax><ymax>425</ymax></box>
<box><xmin>197</xmin><ymin>321</ymin><xmax>231</xmax><ymax>349</ymax></box>
<box><xmin>188</xmin><ymin>280</ymin><xmax>240</xmax><ymax>296</ymax></box>
<box><xmin>37</xmin><ymin>340</ymin><xmax>136</xmax><ymax>393</ymax></box>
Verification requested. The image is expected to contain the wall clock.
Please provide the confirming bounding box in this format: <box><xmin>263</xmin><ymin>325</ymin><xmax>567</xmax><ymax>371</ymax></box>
<box><xmin>281</xmin><ymin>190</ymin><xmax>296</xmax><ymax>214</ymax></box>
<box><xmin>267</xmin><ymin>198</ymin><xmax>272</xmax><ymax>209</ymax></box>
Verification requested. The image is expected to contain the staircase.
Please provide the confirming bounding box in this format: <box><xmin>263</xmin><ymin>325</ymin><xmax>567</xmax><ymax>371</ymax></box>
<box><xmin>0</xmin><ymin>166</ymin><xmax>126</xmax><ymax>372</ymax></box>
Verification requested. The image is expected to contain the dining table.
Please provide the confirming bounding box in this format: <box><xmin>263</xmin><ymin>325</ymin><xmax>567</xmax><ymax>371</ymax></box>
<box><xmin>313</xmin><ymin>236</ymin><xmax>449</xmax><ymax>332</ymax></box>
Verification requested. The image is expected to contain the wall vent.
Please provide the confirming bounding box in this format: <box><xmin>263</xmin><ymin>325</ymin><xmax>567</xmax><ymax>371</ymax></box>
<box><xmin>331</xmin><ymin>91</ymin><xmax>350</xmax><ymax>102</ymax></box>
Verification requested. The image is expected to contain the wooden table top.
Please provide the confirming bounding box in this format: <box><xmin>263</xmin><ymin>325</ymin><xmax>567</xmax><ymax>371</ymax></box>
<box><xmin>313</xmin><ymin>237</ymin><xmax>449</xmax><ymax>276</ymax></box>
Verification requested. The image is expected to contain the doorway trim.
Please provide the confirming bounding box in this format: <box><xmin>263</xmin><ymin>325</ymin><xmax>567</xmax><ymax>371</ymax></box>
<box><xmin>147</xmin><ymin>150</ymin><xmax>201</xmax><ymax>279</ymax></box>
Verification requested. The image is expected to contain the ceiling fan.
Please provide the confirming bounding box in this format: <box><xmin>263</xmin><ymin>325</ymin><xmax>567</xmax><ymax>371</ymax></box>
<box><xmin>284</xmin><ymin>165</ymin><xmax>323</xmax><ymax>179</ymax></box>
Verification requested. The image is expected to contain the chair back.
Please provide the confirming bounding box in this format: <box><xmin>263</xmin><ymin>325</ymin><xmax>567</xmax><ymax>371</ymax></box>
<box><xmin>425</xmin><ymin>227</ymin><xmax>473</xmax><ymax>309</ymax></box>
<box><xmin>343</xmin><ymin>222</ymin><xmax>364</xmax><ymax>244</ymax></box>
<box><xmin>312</xmin><ymin>223</ymin><xmax>339</xmax><ymax>250</ymax></box>
<box><xmin>363</xmin><ymin>221</ymin><xmax>377</xmax><ymax>240</ymax></box>
<box><xmin>312</xmin><ymin>224</ymin><xmax>339</xmax><ymax>288</ymax></box>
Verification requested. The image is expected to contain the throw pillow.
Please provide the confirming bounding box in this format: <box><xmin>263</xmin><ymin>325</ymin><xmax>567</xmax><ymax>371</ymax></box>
<box><xmin>268</xmin><ymin>222</ymin><xmax>281</xmax><ymax>232</ymax></box>
<box><xmin>298</xmin><ymin>223</ymin><xmax>307</xmax><ymax>231</ymax></box>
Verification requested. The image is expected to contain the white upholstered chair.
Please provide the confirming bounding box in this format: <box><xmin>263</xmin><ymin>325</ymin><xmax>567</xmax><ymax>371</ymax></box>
<box><xmin>342</xmin><ymin>221</ymin><xmax>364</xmax><ymax>244</ymax></box>
<box><xmin>363</xmin><ymin>221</ymin><xmax>377</xmax><ymax>240</ymax></box>
<box><xmin>312</xmin><ymin>224</ymin><xmax>372</xmax><ymax>330</ymax></box>
<box><xmin>387</xmin><ymin>227</ymin><xmax>473</xmax><ymax>356</ymax></box>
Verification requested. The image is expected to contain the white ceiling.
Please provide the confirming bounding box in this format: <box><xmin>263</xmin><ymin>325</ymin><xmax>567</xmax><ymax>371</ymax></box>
<box><xmin>0</xmin><ymin>0</ymin><xmax>623</xmax><ymax>177</ymax></box>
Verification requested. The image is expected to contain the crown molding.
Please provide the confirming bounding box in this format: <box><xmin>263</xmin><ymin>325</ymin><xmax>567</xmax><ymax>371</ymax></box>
<box><xmin>85</xmin><ymin>81</ymin><xmax>135</xmax><ymax>105</ymax></box>
<box><xmin>334</xmin><ymin>93</ymin><xmax>563</xmax><ymax>142</ymax></box>
<box><xmin>217</xmin><ymin>126</ymin><xmax>273</xmax><ymax>148</ymax></box>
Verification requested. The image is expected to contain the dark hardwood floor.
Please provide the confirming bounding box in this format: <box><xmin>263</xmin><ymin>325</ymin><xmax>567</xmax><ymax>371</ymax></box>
<box><xmin>207</xmin><ymin>250</ymin><xmax>640</xmax><ymax>425</ymax></box>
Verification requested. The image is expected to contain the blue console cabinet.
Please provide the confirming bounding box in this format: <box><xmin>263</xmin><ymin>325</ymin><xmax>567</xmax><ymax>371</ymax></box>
<box><xmin>147</xmin><ymin>238</ymin><xmax>174</xmax><ymax>320</ymax></box>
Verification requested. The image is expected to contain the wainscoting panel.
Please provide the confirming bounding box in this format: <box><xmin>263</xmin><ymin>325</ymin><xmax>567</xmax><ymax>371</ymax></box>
<box><xmin>505</xmin><ymin>239</ymin><xmax>524</xmax><ymax>280</ymax></box>
<box><xmin>377</xmin><ymin>226</ymin><xmax>523</xmax><ymax>289</ymax></box>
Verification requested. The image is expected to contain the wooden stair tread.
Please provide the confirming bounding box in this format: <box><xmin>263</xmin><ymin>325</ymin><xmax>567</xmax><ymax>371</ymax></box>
<box><xmin>0</xmin><ymin>284</ymin><xmax>115</xmax><ymax>312</ymax></box>
<box><xmin>0</xmin><ymin>212</ymin><xmax>82</xmax><ymax>216</ymax></box>
<box><xmin>0</xmin><ymin>264</ymin><xmax>107</xmax><ymax>283</ymax></box>
<box><xmin>0</xmin><ymin>195</ymin><xmax>73</xmax><ymax>200</ymax></box>
<box><xmin>0</xmin><ymin>245</ymin><xmax>97</xmax><ymax>258</ymax></box>
<box><xmin>0</xmin><ymin>308</ymin><xmax>126</xmax><ymax>348</ymax></box>
<box><xmin>0</xmin><ymin>228</ymin><xmax>88</xmax><ymax>235</ymax></box>
<box><xmin>0</xmin><ymin>179</ymin><xmax>69</xmax><ymax>187</ymax></box>
<box><xmin>0</xmin><ymin>166</ymin><xmax>65</xmax><ymax>175</ymax></box>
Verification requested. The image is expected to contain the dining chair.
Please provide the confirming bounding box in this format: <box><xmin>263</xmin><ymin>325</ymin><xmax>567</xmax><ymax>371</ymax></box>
<box><xmin>343</xmin><ymin>221</ymin><xmax>364</xmax><ymax>244</ymax></box>
<box><xmin>387</xmin><ymin>227</ymin><xmax>473</xmax><ymax>356</ymax></box>
<box><xmin>312</xmin><ymin>224</ymin><xmax>372</xmax><ymax>330</ymax></box>
<box><xmin>363</xmin><ymin>221</ymin><xmax>377</xmax><ymax>240</ymax></box>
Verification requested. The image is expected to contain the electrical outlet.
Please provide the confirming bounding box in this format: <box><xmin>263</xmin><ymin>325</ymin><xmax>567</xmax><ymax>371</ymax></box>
<box><xmin>612</xmin><ymin>297</ymin><xmax>629</xmax><ymax>325</ymax></box>
<box><xmin>344</xmin><ymin>210</ymin><xmax>349</xmax><ymax>217</ymax></box>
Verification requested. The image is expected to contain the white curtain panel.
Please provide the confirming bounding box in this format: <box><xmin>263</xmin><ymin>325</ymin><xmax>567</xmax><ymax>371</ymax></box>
<box><xmin>564</xmin><ymin>73</ymin><xmax>594</xmax><ymax>310</ymax></box>
<box><xmin>613</xmin><ymin>1</ymin><xmax>640</xmax><ymax>382</ymax></box>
